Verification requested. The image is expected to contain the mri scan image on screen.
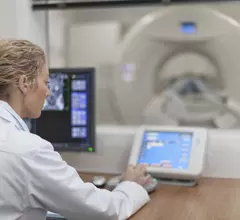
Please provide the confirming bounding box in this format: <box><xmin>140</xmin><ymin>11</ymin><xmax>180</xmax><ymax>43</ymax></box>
<box><xmin>43</xmin><ymin>73</ymin><xmax>67</xmax><ymax>111</ymax></box>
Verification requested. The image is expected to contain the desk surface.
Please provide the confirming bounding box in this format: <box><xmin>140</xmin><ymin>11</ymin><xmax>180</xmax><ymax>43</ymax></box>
<box><xmin>79</xmin><ymin>172</ymin><xmax>240</xmax><ymax>220</ymax></box>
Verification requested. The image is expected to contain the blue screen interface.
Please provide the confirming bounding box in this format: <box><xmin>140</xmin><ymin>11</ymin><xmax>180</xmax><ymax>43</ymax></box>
<box><xmin>181</xmin><ymin>22</ymin><xmax>196</xmax><ymax>34</ymax></box>
<box><xmin>138</xmin><ymin>131</ymin><xmax>193</xmax><ymax>169</ymax></box>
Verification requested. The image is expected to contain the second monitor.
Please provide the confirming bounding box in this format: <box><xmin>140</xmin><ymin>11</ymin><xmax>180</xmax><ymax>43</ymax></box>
<box><xmin>128</xmin><ymin>125</ymin><xmax>208</xmax><ymax>183</ymax></box>
<box><xmin>32</xmin><ymin>68</ymin><xmax>95</xmax><ymax>152</ymax></box>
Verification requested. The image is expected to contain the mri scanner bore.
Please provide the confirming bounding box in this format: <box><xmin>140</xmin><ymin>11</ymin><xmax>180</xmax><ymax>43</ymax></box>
<box><xmin>97</xmin><ymin>6</ymin><xmax>240</xmax><ymax>128</ymax></box>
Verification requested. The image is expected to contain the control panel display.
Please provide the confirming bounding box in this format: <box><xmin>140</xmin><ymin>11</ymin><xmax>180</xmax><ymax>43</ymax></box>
<box><xmin>181</xmin><ymin>22</ymin><xmax>196</xmax><ymax>34</ymax></box>
<box><xmin>138</xmin><ymin>131</ymin><xmax>193</xmax><ymax>169</ymax></box>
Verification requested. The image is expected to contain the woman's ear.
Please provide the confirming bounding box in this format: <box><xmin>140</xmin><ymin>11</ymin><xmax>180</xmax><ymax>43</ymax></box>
<box><xmin>18</xmin><ymin>75</ymin><xmax>30</xmax><ymax>94</ymax></box>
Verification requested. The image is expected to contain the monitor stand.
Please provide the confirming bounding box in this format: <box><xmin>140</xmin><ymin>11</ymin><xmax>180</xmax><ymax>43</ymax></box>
<box><xmin>156</xmin><ymin>178</ymin><xmax>197</xmax><ymax>187</ymax></box>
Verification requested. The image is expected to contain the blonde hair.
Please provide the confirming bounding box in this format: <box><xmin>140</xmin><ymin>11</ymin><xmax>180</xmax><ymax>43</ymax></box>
<box><xmin>0</xmin><ymin>39</ymin><xmax>46</xmax><ymax>99</ymax></box>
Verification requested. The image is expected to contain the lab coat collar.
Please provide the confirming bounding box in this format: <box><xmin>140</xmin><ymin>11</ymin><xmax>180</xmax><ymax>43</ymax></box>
<box><xmin>0</xmin><ymin>101</ymin><xmax>30</xmax><ymax>132</ymax></box>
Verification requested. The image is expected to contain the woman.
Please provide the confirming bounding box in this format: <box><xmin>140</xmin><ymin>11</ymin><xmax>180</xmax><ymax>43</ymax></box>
<box><xmin>0</xmin><ymin>39</ymin><xmax>150</xmax><ymax>220</ymax></box>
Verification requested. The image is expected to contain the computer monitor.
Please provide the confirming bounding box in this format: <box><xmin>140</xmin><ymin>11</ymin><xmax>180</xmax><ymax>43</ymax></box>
<box><xmin>31</xmin><ymin>68</ymin><xmax>95</xmax><ymax>152</ymax></box>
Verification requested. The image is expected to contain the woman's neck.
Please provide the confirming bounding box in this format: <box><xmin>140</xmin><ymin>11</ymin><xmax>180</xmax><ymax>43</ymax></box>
<box><xmin>3</xmin><ymin>94</ymin><xmax>26</xmax><ymax>118</ymax></box>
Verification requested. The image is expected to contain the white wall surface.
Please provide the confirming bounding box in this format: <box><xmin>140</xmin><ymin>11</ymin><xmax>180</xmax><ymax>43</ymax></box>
<box><xmin>48</xmin><ymin>11</ymin><xmax>69</xmax><ymax>67</ymax></box>
<box><xmin>0</xmin><ymin>0</ymin><xmax>47</xmax><ymax>53</ymax></box>
<box><xmin>0</xmin><ymin>0</ymin><xmax>17</xmax><ymax>37</ymax></box>
<box><xmin>67</xmin><ymin>22</ymin><xmax>121</xmax><ymax>67</ymax></box>
<box><xmin>16</xmin><ymin>0</ymin><xmax>47</xmax><ymax>52</ymax></box>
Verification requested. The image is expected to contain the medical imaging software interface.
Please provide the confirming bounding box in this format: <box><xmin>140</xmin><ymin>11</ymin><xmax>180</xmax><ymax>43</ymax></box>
<box><xmin>138</xmin><ymin>131</ymin><xmax>193</xmax><ymax>169</ymax></box>
<box><xmin>33</xmin><ymin>69</ymin><xmax>95</xmax><ymax>152</ymax></box>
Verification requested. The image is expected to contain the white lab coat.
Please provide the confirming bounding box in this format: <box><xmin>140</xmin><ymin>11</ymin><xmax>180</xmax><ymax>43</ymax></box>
<box><xmin>0</xmin><ymin>101</ymin><xmax>150</xmax><ymax>220</ymax></box>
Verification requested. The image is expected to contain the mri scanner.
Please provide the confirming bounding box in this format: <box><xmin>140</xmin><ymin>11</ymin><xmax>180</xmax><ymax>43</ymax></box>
<box><xmin>97</xmin><ymin>6</ymin><xmax>240</xmax><ymax>128</ymax></box>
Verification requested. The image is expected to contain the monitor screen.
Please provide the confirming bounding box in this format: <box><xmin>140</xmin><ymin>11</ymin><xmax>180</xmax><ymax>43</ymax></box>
<box><xmin>138</xmin><ymin>131</ymin><xmax>193</xmax><ymax>169</ymax></box>
<box><xmin>30</xmin><ymin>68</ymin><xmax>95</xmax><ymax>152</ymax></box>
<box><xmin>181</xmin><ymin>22</ymin><xmax>196</xmax><ymax>34</ymax></box>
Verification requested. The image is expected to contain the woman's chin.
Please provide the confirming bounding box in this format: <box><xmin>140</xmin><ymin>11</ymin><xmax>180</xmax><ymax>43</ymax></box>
<box><xmin>29</xmin><ymin>111</ymin><xmax>42</xmax><ymax>119</ymax></box>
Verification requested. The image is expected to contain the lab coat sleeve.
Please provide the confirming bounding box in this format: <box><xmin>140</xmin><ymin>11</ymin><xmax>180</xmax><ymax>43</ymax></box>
<box><xmin>22</xmin><ymin>142</ymin><xmax>150</xmax><ymax>220</ymax></box>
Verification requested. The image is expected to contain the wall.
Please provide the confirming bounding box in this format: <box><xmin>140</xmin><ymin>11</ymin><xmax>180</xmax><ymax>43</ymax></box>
<box><xmin>0</xmin><ymin>0</ymin><xmax>17</xmax><ymax>37</ymax></box>
<box><xmin>16</xmin><ymin>0</ymin><xmax>47</xmax><ymax>51</ymax></box>
<box><xmin>0</xmin><ymin>0</ymin><xmax>47</xmax><ymax>52</ymax></box>
<box><xmin>48</xmin><ymin>11</ymin><xmax>71</xmax><ymax>67</ymax></box>
<box><xmin>67</xmin><ymin>21</ymin><xmax>121</xmax><ymax>67</ymax></box>
<box><xmin>0</xmin><ymin>1</ymin><xmax>68</xmax><ymax>69</ymax></box>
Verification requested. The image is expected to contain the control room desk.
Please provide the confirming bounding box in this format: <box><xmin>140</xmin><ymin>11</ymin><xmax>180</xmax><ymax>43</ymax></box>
<box><xmin>79</xmin><ymin>172</ymin><xmax>240</xmax><ymax>220</ymax></box>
